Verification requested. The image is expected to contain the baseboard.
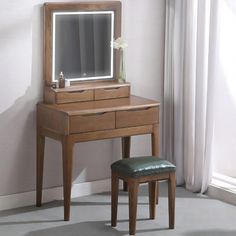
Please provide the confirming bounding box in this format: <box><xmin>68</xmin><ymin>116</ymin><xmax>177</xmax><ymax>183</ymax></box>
<box><xmin>0</xmin><ymin>178</ymin><xmax>111</xmax><ymax>211</ymax></box>
<box><xmin>207</xmin><ymin>183</ymin><xmax>236</xmax><ymax>206</ymax></box>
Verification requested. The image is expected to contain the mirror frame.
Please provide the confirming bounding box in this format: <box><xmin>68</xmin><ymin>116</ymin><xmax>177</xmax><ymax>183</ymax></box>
<box><xmin>43</xmin><ymin>1</ymin><xmax>121</xmax><ymax>86</ymax></box>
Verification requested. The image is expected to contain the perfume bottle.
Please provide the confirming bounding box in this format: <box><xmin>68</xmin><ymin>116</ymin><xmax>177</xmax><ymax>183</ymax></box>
<box><xmin>58</xmin><ymin>71</ymin><xmax>65</xmax><ymax>88</ymax></box>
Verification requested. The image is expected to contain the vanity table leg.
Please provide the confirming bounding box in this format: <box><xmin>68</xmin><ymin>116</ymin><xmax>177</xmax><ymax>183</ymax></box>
<box><xmin>122</xmin><ymin>136</ymin><xmax>131</xmax><ymax>191</ymax></box>
<box><xmin>151</xmin><ymin>124</ymin><xmax>159</xmax><ymax>204</ymax></box>
<box><xmin>151</xmin><ymin>124</ymin><xmax>159</xmax><ymax>156</ymax></box>
<box><xmin>62</xmin><ymin>135</ymin><xmax>74</xmax><ymax>221</ymax></box>
<box><xmin>36</xmin><ymin>127</ymin><xmax>45</xmax><ymax>207</ymax></box>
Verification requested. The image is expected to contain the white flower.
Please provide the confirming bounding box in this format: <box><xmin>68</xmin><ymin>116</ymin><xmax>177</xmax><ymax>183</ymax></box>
<box><xmin>112</xmin><ymin>37</ymin><xmax>128</xmax><ymax>50</ymax></box>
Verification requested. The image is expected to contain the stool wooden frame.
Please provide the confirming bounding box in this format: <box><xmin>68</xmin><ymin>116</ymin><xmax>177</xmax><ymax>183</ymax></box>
<box><xmin>111</xmin><ymin>169</ymin><xmax>176</xmax><ymax>235</ymax></box>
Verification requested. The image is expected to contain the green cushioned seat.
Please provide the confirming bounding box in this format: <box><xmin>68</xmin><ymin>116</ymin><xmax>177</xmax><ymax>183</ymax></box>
<box><xmin>111</xmin><ymin>156</ymin><xmax>176</xmax><ymax>178</ymax></box>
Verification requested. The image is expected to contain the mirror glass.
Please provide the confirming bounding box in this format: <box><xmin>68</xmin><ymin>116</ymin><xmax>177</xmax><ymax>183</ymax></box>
<box><xmin>52</xmin><ymin>11</ymin><xmax>114</xmax><ymax>82</ymax></box>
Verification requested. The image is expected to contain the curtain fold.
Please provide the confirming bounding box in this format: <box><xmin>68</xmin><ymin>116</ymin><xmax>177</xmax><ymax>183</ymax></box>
<box><xmin>163</xmin><ymin>0</ymin><xmax>218</xmax><ymax>192</ymax></box>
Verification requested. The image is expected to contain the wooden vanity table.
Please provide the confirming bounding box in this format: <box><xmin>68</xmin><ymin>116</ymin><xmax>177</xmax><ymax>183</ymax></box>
<box><xmin>36</xmin><ymin>2</ymin><xmax>160</xmax><ymax>221</ymax></box>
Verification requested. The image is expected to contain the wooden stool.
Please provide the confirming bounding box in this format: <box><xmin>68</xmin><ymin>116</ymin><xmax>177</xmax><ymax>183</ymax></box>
<box><xmin>111</xmin><ymin>156</ymin><xmax>176</xmax><ymax>235</ymax></box>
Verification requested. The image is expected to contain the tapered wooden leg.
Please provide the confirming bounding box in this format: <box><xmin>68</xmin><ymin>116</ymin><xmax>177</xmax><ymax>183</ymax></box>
<box><xmin>129</xmin><ymin>181</ymin><xmax>138</xmax><ymax>235</ymax></box>
<box><xmin>152</xmin><ymin>124</ymin><xmax>159</xmax><ymax>204</ymax></box>
<box><xmin>148</xmin><ymin>181</ymin><xmax>157</xmax><ymax>219</ymax></box>
<box><xmin>122</xmin><ymin>136</ymin><xmax>130</xmax><ymax>191</ymax></box>
<box><xmin>151</xmin><ymin>124</ymin><xmax>159</xmax><ymax>156</ymax></box>
<box><xmin>62</xmin><ymin>135</ymin><xmax>74</xmax><ymax>221</ymax></box>
<box><xmin>156</xmin><ymin>182</ymin><xmax>159</xmax><ymax>205</ymax></box>
<box><xmin>168</xmin><ymin>172</ymin><xmax>176</xmax><ymax>229</ymax></box>
<box><xmin>111</xmin><ymin>171</ymin><xmax>119</xmax><ymax>227</ymax></box>
<box><xmin>36</xmin><ymin>127</ymin><xmax>45</xmax><ymax>207</ymax></box>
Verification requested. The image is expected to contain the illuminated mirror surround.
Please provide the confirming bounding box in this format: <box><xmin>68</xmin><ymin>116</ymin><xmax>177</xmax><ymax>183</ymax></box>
<box><xmin>52</xmin><ymin>11</ymin><xmax>114</xmax><ymax>82</ymax></box>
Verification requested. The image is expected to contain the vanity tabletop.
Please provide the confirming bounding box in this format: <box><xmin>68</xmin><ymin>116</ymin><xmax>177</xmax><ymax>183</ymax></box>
<box><xmin>38</xmin><ymin>95</ymin><xmax>160</xmax><ymax>116</ymax></box>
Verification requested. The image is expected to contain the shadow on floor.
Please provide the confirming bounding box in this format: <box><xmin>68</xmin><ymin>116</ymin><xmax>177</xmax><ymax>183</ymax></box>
<box><xmin>25</xmin><ymin>221</ymin><xmax>122</xmax><ymax>236</ymax></box>
<box><xmin>184</xmin><ymin>229</ymin><xmax>236</xmax><ymax>236</ymax></box>
<box><xmin>24</xmin><ymin>220</ymin><xmax>169</xmax><ymax>236</ymax></box>
<box><xmin>0</xmin><ymin>201</ymin><xmax>61</xmax><ymax>218</ymax></box>
<box><xmin>0</xmin><ymin>220</ymin><xmax>61</xmax><ymax>226</ymax></box>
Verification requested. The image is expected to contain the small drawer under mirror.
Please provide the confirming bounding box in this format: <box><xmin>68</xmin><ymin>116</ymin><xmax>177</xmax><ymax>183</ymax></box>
<box><xmin>44</xmin><ymin>82</ymin><xmax>130</xmax><ymax>104</ymax></box>
<box><xmin>95</xmin><ymin>86</ymin><xmax>130</xmax><ymax>100</ymax></box>
<box><xmin>56</xmin><ymin>90</ymin><xmax>94</xmax><ymax>104</ymax></box>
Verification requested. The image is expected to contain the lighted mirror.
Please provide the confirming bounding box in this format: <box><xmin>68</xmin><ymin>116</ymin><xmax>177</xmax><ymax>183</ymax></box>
<box><xmin>52</xmin><ymin>11</ymin><xmax>114</xmax><ymax>82</ymax></box>
<box><xmin>44</xmin><ymin>2</ymin><xmax>121</xmax><ymax>85</ymax></box>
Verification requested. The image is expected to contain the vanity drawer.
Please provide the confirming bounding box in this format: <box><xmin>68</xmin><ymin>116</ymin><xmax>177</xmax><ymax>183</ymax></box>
<box><xmin>94</xmin><ymin>86</ymin><xmax>130</xmax><ymax>100</ymax></box>
<box><xmin>69</xmin><ymin>112</ymin><xmax>115</xmax><ymax>133</ymax></box>
<box><xmin>116</xmin><ymin>107</ymin><xmax>159</xmax><ymax>128</ymax></box>
<box><xmin>56</xmin><ymin>90</ymin><xmax>94</xmax><ymax>104</ymax></box>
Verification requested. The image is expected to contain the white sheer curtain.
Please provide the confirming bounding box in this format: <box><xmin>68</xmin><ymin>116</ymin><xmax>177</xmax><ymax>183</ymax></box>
<box><xmin>163</xmin><ymin>0</ymin><xmax>219</xmax><ymax>192</ymax></box>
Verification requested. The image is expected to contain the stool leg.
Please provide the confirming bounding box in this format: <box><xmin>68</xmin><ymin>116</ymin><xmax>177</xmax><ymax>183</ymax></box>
<box><xmin>111</xmin><ymin>171</ymin><xmax>119</xmax><ymax>227</ymax></box>
<box><xmin>149</xmin><ymin>181</ymin><xmax>157</xmax><ymax>219</ymax></box>
<box><xmin>168</xmin><ymin>172</ymin><xmax>176</xmax><ymax>229</ymax></box>
<box><xmin>129</xmin><ymin>181</ymin><xmax>138</xmax><ymax>235</ymax></box>
<box><xmin>156</xmin><ymin>182</ymin><xmax>159</xmax><ymax>204</ymax></box>
<box><xmin>122</xmin><ymin>136</ymin><xmax>130</xmax><ymax>191</ymax></box>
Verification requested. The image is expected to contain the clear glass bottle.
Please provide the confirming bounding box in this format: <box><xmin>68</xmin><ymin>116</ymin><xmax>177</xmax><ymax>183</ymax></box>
<box><xmin>118</xmin><ymin>50</ymin><xmax>126</xmax><ymax>83</ymax></box>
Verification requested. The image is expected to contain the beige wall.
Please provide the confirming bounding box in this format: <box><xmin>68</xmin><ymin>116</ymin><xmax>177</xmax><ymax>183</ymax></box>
<box><xmin>0</xmin><ymin>0</ymin><xmax>165</xmax><ymax>196</ymax></box>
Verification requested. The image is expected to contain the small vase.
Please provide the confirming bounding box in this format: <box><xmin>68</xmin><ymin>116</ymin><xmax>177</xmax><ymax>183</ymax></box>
<box><xmin>118</xmin><ymin>49</ymin><xmax>126</xmax><ymax>83</ymax></box>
